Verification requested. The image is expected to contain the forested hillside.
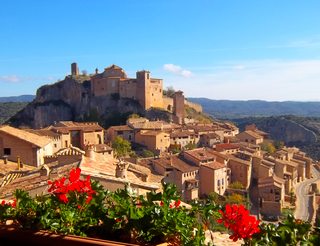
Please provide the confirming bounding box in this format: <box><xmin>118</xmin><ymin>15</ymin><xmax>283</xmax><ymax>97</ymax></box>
<box><xmin>0</xmin><ymin>102</ymin><xmax>28</xmax><ymax>124</ymax></box>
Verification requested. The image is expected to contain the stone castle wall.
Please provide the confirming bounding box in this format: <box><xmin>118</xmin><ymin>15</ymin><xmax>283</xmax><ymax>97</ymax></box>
<box><xmin>163</xmin><ymin>97</ymin><xmax>203</xmax><ymax>113</ymax></box>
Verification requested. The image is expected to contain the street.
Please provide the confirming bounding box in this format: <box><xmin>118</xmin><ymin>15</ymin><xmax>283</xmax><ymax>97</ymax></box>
<box><xmin>294</xmin><ymin>165</ymin><xmax>320</xmax><ymax>221</ymax></box>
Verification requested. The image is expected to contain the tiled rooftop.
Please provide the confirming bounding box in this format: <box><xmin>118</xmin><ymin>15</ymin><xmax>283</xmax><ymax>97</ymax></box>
<box><xmin>183</xmin><ymin>148</ymin><xmax>217</xmax><ymax>162</ymax></box>
<box><xmin>153</xmin><ymin>156</ymin><xmax>198</xmax><ymax>173</ymax></box>
<box><xmin>0</xmin><ymin>125</ymin><xmax>52</xmax><ymax>147</ymax></box>
<box><xmin>201</xmin><ymin>161</ymin><xmax>226</xmax><ymax>170</ymax></box>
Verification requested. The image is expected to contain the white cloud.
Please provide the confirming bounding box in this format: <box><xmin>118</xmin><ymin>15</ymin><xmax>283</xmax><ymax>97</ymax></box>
<box><xmin>163</xmin><ymin>63</ymin><xmax>193</xmax><ymax>78</ymax></box>
<box><xmin>163</xmin><ymin>59</ymin><xmax>320</xmax><ymax>101</ymax></box>
<box><xmin>0</xmin><ymin>75</ymin><xmax>59</xmax><ymax>84</ymax></box>
<box><xmin>0</xmin><ymin>75</ymin><xmax>20</xmax><ymax>83</ymax></box>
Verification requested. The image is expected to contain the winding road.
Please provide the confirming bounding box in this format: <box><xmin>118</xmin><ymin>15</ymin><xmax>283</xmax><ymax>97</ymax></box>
<box><xmin>294</xmin><ymin>165</ymin><xmax>320</xmax><ymax>221</ymax></box>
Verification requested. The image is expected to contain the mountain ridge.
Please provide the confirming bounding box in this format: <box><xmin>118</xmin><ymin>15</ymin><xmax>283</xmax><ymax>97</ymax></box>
<box><xmin>188</xmin><ymin>97</ymin><xmax>320</xmax><ymax>119</ymax></box>
<box><xmin>0</xmin><ymin>95</ymin><xmax>35</xmax><ymax>102</ymax></box>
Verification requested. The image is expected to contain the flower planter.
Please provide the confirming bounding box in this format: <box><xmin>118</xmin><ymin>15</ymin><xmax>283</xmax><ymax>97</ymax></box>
<box><xmin>0</xmin><ymin>225</ymin><xmax>139</xmax><ymax>246</ymax></box>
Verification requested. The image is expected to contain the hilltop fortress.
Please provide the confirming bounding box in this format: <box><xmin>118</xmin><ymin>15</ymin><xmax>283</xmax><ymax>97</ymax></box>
<box><xmin>90</xmin><ymin>64</ymin><xmax>163</xmax><ymax>110</ymax></box>
<box><xmin>8</xmin><ymin>63</ymin><xmax>202</xmax><ymax>128</ymax></box>
<box><xmin>73</xmin><ymin>63</ymin><xmax>202</xmax><ymax>113</ymax></box>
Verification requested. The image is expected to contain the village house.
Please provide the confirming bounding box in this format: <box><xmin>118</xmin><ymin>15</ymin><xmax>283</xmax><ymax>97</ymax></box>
<box><xmin>215</xmin><ymin>143</ymin><xmax>240</xmax><ymax>154</ymax></box>
<box><xmin>42</xmin><ymin>121</ymin><xmax>105</xmax><ymax>150</ymax></box>
<box><xmin>106</xmin><ymin>125</ymin><xmax>134</xmax><ymax>142</ymax></box>
<box><xmin>170</xmin><ymin>129</ymin><xmax>199</xmax><ymax>150</ymax></box>
<box><xmin>238</xmin><ymin>142</ymin><xmax>262</xmax><ymax>156</ymax></box>
<box><xmin>182</xmin><ymin>147</ymin><xmax>217</xmax><ymax>166</ymax></box>
<box><xmin>127</xmin><ymin>117</ymin><xmax>181</xmax><ymax>132</ymax></box>
<box><xmin>258</xmin><ymin>175</ymin><xmax>285</xmax><ymax>217</ymax></box>
<box><xmin>152</xmin><ymin>155</ymin><xmax>199</xmax><ymax>201</ymax></box>
<box><xmin>181</xmin><ymin>148</ymin><xmax>230</xmax><ymax>196</ymax></box>
<box><xmin>199</xmin><ymin>132</ymin><xmax>222</xmax><ymax>148</ymax></box>
<box><xmin>264</xmin><ymin>156</ymin><xmax>298</xmax><ymax>195</ymax></box>
<box><xmin>245</xmin><ymin>124</ymin><xmax>269</xmax><ymax>139</ymax></box>
<box><xmin>135</xmin><ymin>130</ymin><xmax>170</xmax><ymax>153</ymax></box>
<box><xmin>0</xmin><ymin>125</ymin><xmax>53</xmax><ymax>167</ymax></box>
<box><xmin>185</xmin><ymin>124</ymin><xmax>221</xmax><ymax>136</ymax></box>
<box><xmin>227</xmin><ymin>152</ymin><xmax>252</xmax><ymax>189</ymax></box>
<box><xmin>236</xmin><ymin>130</ymin><xmax>264</xmax><ymax>145</ymax></box>
<box><xmin>221</xmin><ymin>122</ymin><xmax>240</xmax><ymax>136</ymax></box>
<box><xmin>199</xmin><ymin>161</ymin><xmax>229</xmax><ymax>196</ymax></box>
<box><xmin>251</xmin><ymin>156</ymin><xmax>275</xmax><ymax>180</ymax></box>
<box><xmin>26</xmin><ymin>128</ymin><xmax>62</xmax><ymax>154</ymax></box>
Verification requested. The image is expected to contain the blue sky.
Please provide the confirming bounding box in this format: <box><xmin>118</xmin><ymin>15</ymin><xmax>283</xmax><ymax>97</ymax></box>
<box><xmin>1</xmin><ymin>0</ymin><xmax>320</xmax><ymax>101</ymax></box>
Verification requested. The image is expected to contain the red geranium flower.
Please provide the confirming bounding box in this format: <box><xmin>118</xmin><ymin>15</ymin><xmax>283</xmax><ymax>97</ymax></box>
<box><xmin>217</xmin><ymin>204</ymin><xmax>260</xmax><ymax>241</ymax></box>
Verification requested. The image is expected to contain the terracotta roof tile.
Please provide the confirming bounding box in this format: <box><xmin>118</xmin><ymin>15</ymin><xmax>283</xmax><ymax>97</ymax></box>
<box><xmin>153</xmin><ymin>156</ymin><xmax>198</xmax><ymax>173</ymax></box>
<box><xmin>0</xmin><ymin>125</ymin><xmax>52</xmax><ymax>147</ymax></box>
<box><xmin>202</xmin><ymin>161</ymin><xmax>226</xmax><ymax>170</ymax></box>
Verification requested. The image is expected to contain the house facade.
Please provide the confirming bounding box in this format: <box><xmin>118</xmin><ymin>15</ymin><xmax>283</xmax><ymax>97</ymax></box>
<box><xmin>0</xmin><ymin>125</ymin><xmax>53</xmax><ymax>167</ymax></box>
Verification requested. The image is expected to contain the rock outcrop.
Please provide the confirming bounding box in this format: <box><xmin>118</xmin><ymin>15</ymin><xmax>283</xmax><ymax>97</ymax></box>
<box><xmin>8</xmin><ymin>76</ymin><xmax>145</xmax><ymax>128</ymax></box>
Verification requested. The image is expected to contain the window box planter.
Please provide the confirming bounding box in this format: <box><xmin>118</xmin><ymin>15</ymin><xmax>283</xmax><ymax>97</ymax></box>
<box><xmin>0</xmin><ymin>225</ymin><xmax>139</xmax><ymax>246</ymax></box>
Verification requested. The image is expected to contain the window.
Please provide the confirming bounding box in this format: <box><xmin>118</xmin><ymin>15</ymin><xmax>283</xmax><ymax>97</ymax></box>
<box><xmin>54</xmin><ymin>144</ymin><xmax>57</xmax><ymax>148</ymax></box>
<box><xmin>4</xmin><ymin>148</ymin><xmax>11</xmax><ymax>155</ymax></box>
<box><xmin>222</xmin><ymin>179</ymin><xmax>224</xmax><ymax>185</ymax></box>
<box><xmin>65</xmin><ymin>140</ymin><xmax>68</xmax><ymax>147</ymax></box>
<box><xmin>217</xmin><ymin>180</ymin><xmax>220</xmax><ymax>186</ymax></box>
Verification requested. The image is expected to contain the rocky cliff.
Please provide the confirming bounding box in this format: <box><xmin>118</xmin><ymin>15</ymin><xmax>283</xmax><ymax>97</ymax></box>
<box><xmin>233</xmin><ymin>116</ymin><xmax>320</xmax><ymax>160</ymax></box>
<box><xmin>8</xmin><ymin>76</ymin><xmax>145</xmax><ymax>128</ymax></box>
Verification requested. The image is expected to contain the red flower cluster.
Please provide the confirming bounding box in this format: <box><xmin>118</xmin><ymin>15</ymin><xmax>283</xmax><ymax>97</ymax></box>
<box><xmin>160</xmin><ymin>200</ymin><xmax>181</xmax><ymax>208</ymax></box>
<box><xmin>1</xmin><ymin>199</ymin><xmax>16</xmax><ymax>208</ymax></box>
<box><xmin>48</xmin><ymin>168</ymin><xmax>95</xmax><ymax>204</ymax></box>
<box><xmin>217</xmin><ymin>204</ymin><xmax>260</xmax><ymax>242</ymax></box>
<box><xmin>169</xmin><ymin>200</ymin><xmax>181</xmax><ymax>208</ymax></box>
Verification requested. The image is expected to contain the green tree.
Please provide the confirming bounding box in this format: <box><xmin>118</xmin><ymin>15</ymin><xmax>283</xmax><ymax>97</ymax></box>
<box><xmin>141</xmin><ymin>149</ymin><xmax>154</xmax><ymax>158</ymax></box>
<box><xmin>225</xmin><ymin>193</ymin><xmax>246</xmax><ymax>205</ymax></box>
<box><xmin>163</xmin><ymin>86</ymin><xmax>175</xmax><ymax>98</ymax></box>
<box><xmin>229</xmin><ymin>181</ymin><xmax>244</xmax><ymax>190</ymax></box>
<box><xmin>184</xmin><ymin>142</ymin><xmax>197</xmax><ymax>150</ymax></box>
<box><xmin>112</xmin><ymin>136</ymin><xmax>132</xmax><ymax>158</ymax></box>
<box><xmin>169</xmin><ymin>144</ymin><xmax>181</xmax><ymax>154</ymax></box>
<box><xmin>274</xmin><ymin>140</ymin><xmax>285</xmax><ymax>150</ymax></box>
<box><xmin>261</xmin><ymin>142</ymin><xmax>276</xmax><ymax>154</ymax></box>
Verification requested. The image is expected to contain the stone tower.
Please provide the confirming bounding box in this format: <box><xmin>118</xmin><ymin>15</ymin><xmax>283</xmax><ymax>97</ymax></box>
<box><xmin>173</xmin><ymin>91</ymin><xmax>185</xmax><ymax>124</ymax></box>
<box><xmin>136</xmin><ymin>70</ymin><xmax>151</xmax><ymax>110</ymax></box>
<box><xmin>71</xmin><ymin>62</ymin><xmax>79</xmax><ymax>76</ymax></box>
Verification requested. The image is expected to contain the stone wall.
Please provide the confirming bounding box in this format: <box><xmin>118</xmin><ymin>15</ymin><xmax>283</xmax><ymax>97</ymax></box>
<box><xmin>261</xmin><ymin>200</ymin><xmax>282</xmax><ymax>216</ymax></box>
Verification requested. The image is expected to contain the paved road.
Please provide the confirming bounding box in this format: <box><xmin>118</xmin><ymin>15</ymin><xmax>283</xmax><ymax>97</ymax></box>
<box><xmin>294</xmin><ymin>165</ymin><xmax>320</xmax><ymax>221</ymax></box>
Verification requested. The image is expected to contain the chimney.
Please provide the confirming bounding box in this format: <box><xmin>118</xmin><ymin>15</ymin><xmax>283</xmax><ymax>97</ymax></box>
<box><xmin>85</xmin><ymin>144</ymin><xmax>95</xmax><ymax>161</ymax></box>
<box><xmin>115</xmin><ymin>159</ymin><xmax>129</xmax><ymax>179</ymax></box>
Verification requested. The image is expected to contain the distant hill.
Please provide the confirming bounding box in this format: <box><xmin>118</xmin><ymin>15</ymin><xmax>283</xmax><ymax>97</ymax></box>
<box><xmin>0</xmin><ymin>102</ymin><xmax>28</xmax><ymax>124</ymax></box>
<box><xmin>188</xmin><ymin>98</ymin><xmax>320</xmax><ymax>119</ymax></box>
<box><xmin>0</xmin><ymin>95</ymin><xmax>35</xmax><ymax>102</ymax></box>
<box><xmin>232</xmin><ymin>115</ymin><xmax>320</xmax><ymax>160</ymax></box>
